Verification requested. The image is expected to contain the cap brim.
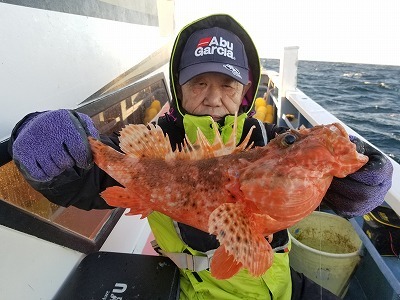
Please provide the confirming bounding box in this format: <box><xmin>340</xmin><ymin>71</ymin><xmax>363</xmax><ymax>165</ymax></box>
<box><xmin>179</xmin><ymin>62</ymin><xmax>249</xmax><ymax>85</ymax></box>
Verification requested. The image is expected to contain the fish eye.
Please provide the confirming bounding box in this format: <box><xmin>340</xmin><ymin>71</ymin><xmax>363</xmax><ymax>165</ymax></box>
<box><xmin>281</xmin><ymin>133</ymin><xmax>297</xmax><ymax>147</ymax></box>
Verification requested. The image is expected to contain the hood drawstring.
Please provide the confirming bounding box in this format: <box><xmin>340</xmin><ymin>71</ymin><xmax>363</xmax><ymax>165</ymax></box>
<box><xmin>165</xmin><ymin>107</ymin><xmax>177</xmax><ymax>122</ymax></box>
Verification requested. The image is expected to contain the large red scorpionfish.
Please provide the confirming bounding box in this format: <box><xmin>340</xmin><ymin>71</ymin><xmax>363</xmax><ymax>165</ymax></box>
<box><xmin>88</xmin><ymin>118</ymin><xmax>368</xmax><ymax>280</ymax></box>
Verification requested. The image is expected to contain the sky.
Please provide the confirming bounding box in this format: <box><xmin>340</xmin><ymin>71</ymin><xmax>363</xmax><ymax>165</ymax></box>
<box><xmin>175</xmin><ymin>0</ymin><xmax>400</xmax><ymax>66</ymax></box>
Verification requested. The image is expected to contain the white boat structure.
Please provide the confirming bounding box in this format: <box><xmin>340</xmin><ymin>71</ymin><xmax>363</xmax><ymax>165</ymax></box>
<box><xmin>0</xmin><ymin>1</ymin><xmax>399</xmax><ymax>299</ymax></box>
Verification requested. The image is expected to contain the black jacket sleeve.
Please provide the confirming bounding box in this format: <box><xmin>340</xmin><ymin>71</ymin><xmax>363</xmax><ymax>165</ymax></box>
<box><xmin>27</xmin><ymin>158</ymin><xmax>120</xmax><ymax>210</ymax></box>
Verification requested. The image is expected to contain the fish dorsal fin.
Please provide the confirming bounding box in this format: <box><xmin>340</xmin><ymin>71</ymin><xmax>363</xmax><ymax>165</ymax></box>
<box><xmin>219</xmin><ymin>113</ymin><xmax>255</xmax><ymax>154</ymax></box>
<box><xmin>119</xmin><ymin>115</ymin><xmax>254</xmax><ymax>161</ymax></box>
<box><xmin>176</xmin><ymin>114</ymin><xmax>254</xmax><ymax>160</ymax></box>
<box><xmin>119</xmin><ymin>123</ymin><xmax>174</xmax><ymax>159</ymax></box>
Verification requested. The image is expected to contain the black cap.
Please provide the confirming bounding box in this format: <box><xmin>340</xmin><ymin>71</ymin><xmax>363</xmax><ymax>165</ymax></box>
<box><xmin>178</xmin><ymin>27</ymin><xmax>249</xmax><ymax>85</ymax></box>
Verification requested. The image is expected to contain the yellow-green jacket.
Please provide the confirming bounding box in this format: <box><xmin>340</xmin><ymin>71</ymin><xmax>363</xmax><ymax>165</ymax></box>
<box><xmin>148</xmin><ymin>212</ymin><xmax>292</xmax><ymax>299</ymax></box>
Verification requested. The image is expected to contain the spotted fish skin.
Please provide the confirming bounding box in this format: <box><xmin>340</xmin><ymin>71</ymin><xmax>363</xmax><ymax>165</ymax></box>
<box><xmin>88</xmin><ymin>120</ymin><xmax>368</xmax><ymax>280</ymax></box>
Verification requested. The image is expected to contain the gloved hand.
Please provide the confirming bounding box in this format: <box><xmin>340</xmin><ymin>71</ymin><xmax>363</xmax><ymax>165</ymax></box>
<box><xmin>324</xmin><ymin>136</ymin><xmax>393</xmax><ymax>218</ymax></box>
<box><xmin>12</xmin><ymin>109</ymin><xmax>99</xmax><ymax>182</ymax></box>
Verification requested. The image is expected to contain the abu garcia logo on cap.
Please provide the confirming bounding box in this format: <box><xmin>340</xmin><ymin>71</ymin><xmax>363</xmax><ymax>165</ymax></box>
<box><xmin>194</xmin><ymin>36</ymin><xmax>235</xmax><ymax>60</ymax></box>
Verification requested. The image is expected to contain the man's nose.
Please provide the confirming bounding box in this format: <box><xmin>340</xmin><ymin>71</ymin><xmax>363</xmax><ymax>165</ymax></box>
<box><xmin>204</xmin><ymin>86</ymin><xmax>222</xmax><ymax>106</ymax></box>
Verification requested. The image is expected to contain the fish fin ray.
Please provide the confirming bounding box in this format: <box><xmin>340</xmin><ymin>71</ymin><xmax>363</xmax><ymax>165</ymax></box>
<box><xmin>115</xmin><ymin>114</ymin><xmax>254</xmax><ymax>162</ymax></box>
<box><xmin>210</xmin><ymin>245</ymin><xmax>242</xmax><ymax>279</ymax></box>
<box><xmin>221</xmin><ymin>113</ymin><xmax>254</xmax><ymax>155</ymax></box>
<box><xmin>177</xmin><ymin>114</ymin><xmax>254</xmax><ymax>161</ymax></box>
<box><xmin>119</xmin><ymin>123</ymin><xmax>173</xmax><ymax>159</ymax></box>
<box><xmin>233</xmin><ymin>125</ymin><xmax>255</xmax><ymax>153</ymax></box>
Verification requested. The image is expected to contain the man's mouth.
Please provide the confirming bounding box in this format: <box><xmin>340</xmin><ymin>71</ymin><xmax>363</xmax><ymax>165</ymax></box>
<box><xmin>210</xmin><ymin>115</ymin><xmax>222</xmax><ymax>121</ymax></box>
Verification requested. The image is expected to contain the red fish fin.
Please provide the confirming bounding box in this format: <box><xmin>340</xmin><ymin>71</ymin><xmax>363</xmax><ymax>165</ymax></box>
<box><xmin>221</xmin><ymin>113</ymin><xmax>254</xmax><ymax>153</ymax></box>
<box><xmin>177</xmin><ymin>114</ymin><xmax>255</xmax><ymax>161</ymax></box>
<box><xmin>210</xmin><ymin>245</ymin><xmax>242</xmax><ymax>279</ymax></box>
<box><xmin>209</xmin><ymin>203</ymin><xmax>274</xmax><ymax>278</ymax></box>
<box><xmin>89</xmin><ymin>137</ymin><xmax>125</xmax><ymax>166</ymax></box>
<box><xmin>88</xmin><ymin>137</ymin><xmax>139</xmax><ymax>187</ymax></box>
<box><xmin>101</xmin><ymin>186</ymin><xmax>152</xmax><ymax>218</ymax></box>
<box><xmin>119</xmin><ymin>123</ymin><xmax>174</xmax><ymax>159</ymax></box>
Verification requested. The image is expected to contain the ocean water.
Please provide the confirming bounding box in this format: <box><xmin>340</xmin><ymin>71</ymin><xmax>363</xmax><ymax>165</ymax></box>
<box><xmin>261</xmin><ymin>59</ymin><xmax>400</xmax><ymax>164</ymax></box>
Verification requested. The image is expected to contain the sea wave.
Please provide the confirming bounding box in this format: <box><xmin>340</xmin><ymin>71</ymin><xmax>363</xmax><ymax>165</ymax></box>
<box><xmin>261</xmin><ymin>58</ymin><xmax>400</xmax><ymax>163</ymax></box>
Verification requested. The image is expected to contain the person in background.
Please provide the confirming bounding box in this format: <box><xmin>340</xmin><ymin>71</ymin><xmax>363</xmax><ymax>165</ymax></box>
<box><xmin>9</xmin><ymin>14</ymin><xmax>393</xmax><ymax>300</ymax></box>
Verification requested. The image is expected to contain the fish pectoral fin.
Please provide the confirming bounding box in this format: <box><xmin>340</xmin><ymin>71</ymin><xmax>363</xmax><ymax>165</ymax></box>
<box><xmin>101</xmin><ymin>186</ymin><xmax>152</xmax><ymax>218</ymax></box>
<box><xmin>210</xmin><ymin>245</ymin><xmax>242</xmax><ymax>280</ymax></box>
<box><xmin>209</xmin><ymin>203</ymin><xmax>274</xmax><ymax>278</ymax></box>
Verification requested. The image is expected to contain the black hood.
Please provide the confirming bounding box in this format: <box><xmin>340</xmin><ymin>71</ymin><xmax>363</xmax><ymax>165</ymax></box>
<box><xmin>169</xmin><ymin>14</ymin><xmax>261</xmax><ymax>119</ymax></box>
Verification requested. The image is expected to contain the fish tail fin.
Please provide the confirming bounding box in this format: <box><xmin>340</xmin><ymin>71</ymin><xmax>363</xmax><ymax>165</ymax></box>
<box><xmin>101</xmin><ymin>186</ymin><xmax>152</xmax><ymax>218</ymax></box>
<box><xmin>209</xmin><ymin>203</ymin><xmax>274</xmax><ymax>278</ymax></box>
<box><xmin>89</xmin><ymin>136</ymin><xmax>125</xmax><ymax>164</ymax></box>
<box><xmin>88</xmin><ymin>137</ymin><xmax>139</xmax><ymax>186</ymax></box>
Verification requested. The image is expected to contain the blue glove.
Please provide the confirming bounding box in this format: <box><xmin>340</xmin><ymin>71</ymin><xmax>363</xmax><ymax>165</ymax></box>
<box><xmin>12</xmin><ymin>109</ymin><xmax>99</xmax><ymax>182</ymax></box>
<box><xmin>324</xmin><ymin>136</ymin><xmax>393</xmax><ymax>218</ymax></box>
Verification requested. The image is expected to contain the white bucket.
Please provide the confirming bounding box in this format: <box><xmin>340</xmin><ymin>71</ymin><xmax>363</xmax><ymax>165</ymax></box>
<box><xmin>288</xmin><ymin>211</ymin><xmax>362</xmax><ymax>298</ymax></box>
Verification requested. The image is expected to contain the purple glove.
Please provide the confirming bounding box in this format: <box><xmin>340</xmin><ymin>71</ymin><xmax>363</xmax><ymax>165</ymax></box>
<box><xmin>324</xmin><ymin>136</ymin><xmax>393</xmax><ymax>218</ymax></box>
<box><xmin>12</xmin><ymin>109</ymin><xmax>99</xmax><ymax>182</ymax></box>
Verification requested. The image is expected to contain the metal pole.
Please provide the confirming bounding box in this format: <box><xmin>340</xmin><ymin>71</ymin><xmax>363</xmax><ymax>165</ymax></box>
<box><xmin>277</xmin><ymin>46</ymin><xmax>299</xmax><ymax>127</ymax></box>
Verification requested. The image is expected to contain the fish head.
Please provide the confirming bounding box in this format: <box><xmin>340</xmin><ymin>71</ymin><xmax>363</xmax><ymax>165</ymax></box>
<box><xmin>268</xmin><ymin>123</ymin><xmax>369</xmax><ymax>178</ymax></box>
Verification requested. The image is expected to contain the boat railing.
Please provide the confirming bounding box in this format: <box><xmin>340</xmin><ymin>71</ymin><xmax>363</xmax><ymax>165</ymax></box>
<box><xmin>262</xmin><ymin>47</ymin><xmax>400</xmax><ymax>298</ymax></box>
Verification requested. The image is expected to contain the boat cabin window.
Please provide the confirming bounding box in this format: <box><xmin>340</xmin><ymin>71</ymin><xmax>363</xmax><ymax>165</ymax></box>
<box><xmin>0</xmin><ymin>73</ymin><xmax>170</xmax><ymax>253</ymax></box>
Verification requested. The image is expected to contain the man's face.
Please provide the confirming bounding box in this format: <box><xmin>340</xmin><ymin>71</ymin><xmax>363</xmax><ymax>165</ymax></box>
<box><xmin>180</xmin><ymin>73</ymin><xmax>251</xmax><ymax>121</ymax></box>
